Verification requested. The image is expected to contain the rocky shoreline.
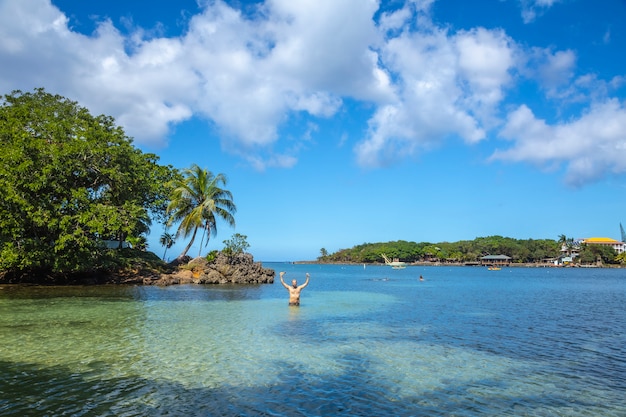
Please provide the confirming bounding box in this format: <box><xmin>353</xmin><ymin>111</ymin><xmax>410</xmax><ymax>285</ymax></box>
<box><xmin>142</xmin><ymin>252</ymin><xmax>275</xmax><ymax>286</ymax></box>
<box><xmin>0</xmin><ymin>250</ymin><xmax>275</xmax><ymax>286</ymax></box>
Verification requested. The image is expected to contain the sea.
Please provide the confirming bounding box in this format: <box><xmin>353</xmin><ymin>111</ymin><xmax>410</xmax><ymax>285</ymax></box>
<box><xmin>0</xmin><ymin>264</ymin><xmax>624</xmax><ymax>416</ymax></box>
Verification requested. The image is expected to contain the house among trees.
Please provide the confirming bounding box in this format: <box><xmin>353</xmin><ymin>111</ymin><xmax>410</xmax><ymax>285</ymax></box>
<box><xmin>557</xmin><ymin>235</ymin><xmax>625</xmax><ymax>265</ymax></box>
<box><xmin>581</xmin><ymin>237</ymin><xmax>625</xmax><ymax>254</ymax></box>
<box><xmin>480</xmin><ymin>254</ymin><xmax>511</xmax><ymax>266</ymax></box>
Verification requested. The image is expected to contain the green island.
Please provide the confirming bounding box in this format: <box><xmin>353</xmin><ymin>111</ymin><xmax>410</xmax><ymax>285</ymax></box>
<box><xmin>1</xmin><ymin>89</ymin><xmax>623</xmax><ymax>285</ymax></box>
<box><xmin>313</xmin><ymin>235</ymin><xmax>626</xmax><ymax>267</ymax></box>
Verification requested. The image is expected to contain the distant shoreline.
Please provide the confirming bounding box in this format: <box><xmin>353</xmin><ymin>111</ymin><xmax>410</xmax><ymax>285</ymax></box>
<box><xmin>291</xmin><ymin>260</ymin><xmax>623</xmax><ymax>268</ymax></box>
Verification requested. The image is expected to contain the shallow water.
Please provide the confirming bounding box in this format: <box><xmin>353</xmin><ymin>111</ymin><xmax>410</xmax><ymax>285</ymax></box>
<box><xmin>1</xmin><ymin>265</ymin><xmax>625</xmax><ymax>416</ymax></box>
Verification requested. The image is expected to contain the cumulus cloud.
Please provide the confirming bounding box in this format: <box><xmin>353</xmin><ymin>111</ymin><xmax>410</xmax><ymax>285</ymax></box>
<box><xmin>0</xmin><ymin>0</ymin><xmax>390</xmax><ymax>151</ymax></box>
<box><xmin>455</xmin><ymin>27</ymin><xmax>517</xmax><ymax>124</ymax></box>
<box><xmin>0</xmin><ymin>0</ymin><xmax>624</xmax><ymax>187</ymax></box>
<box><xmin>0</xmin><ymin>0</ymin><xmax>196</xmax><ymax>146</ymax></box>
<box><xmin>492</xmin><ymin>100</ymin><xmax>626</xmax><ymax>186</ymax></box>
<box><xmin>354</xmin><ymin>18</ymin><xmax>517</xmax><ymax>166</ymax></box>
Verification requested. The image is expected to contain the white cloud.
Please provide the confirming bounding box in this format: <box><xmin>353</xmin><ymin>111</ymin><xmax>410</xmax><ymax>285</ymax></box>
<box><xmin>354</xmin><ymin>18</ymin><xmax>519</xmax><ymax>167</ymax></box>
<box><xmin>245</xmin><ymin>153</ymin><xmax>298</xmax><ymax>171</ymax></box>
<box><xmin>519</xmin><ymin>0</ymin><xmax>561</xmax><ymax>23</ymax></box>
<box><xmin>492</xmin><ymin>100</ymin><xmax>626</xmax><ymax>186</ymax></box>
<box><xmin>455</xmin><ymin>27</ymin><xmax>517</xmax><ymax>124</ymax></box>
<box><xmin>522</xmin><ymin>47</ymin><xmax>623</xmax><ymax>106</ymax></box>
<box><xmin>0</xmin><ymin>0</ymin><xmax>196</xmax><ymax>146</ymax></box>
<box><xmin>530</xmin><ymin>48</ymin><xmax>577</xmax><ymax>93</ymax></box>
<box><xmin>1</xmin><ymin>0</ymin><xmax>392</xmax><ymax>152</ymax></box>
<box><xmin>379</xmin><ymin>5</ymin><xmax>413</xmax><ymax>33</ymax></box>
<box><xmin>0</xmin><ymin>0</ymin><xmax>624</xmax><ymax>187</ymax></box>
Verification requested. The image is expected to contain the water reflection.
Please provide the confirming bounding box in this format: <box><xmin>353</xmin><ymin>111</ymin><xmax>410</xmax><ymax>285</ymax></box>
<box><xmin>0</xmin><ymin>283</ymin><xmax>267</xmax><ymax>303</ymax></box>
<box><xmin>0</xmin><ymin>284</ymin><xmax>141</xmax><ymax>300</ymax></box>
<box><xmin>134</xmin><ymin>284</ymin><xmax>266</xmax><ymax>302</ymax></box>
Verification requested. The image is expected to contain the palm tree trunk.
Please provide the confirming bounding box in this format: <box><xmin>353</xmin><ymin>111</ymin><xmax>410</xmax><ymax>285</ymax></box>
<box><xmin>198</xmin><ymin>223</ymin><xmax>207</xmax><ymax>257</ymax></box>
<box><xmin>179</xmin><ymin>227</ymin><xmax>198</xmax><ymax>259</ymax></box>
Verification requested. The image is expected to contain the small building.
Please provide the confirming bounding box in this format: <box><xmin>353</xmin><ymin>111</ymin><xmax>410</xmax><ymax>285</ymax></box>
<box><xmin>480</xmin><ymin>254</ymin><xmax>511</xmax><ymax>266</ymax></box>
<box><xmin>581</xmin><ymin>237</ymin><xmax>625</xmax><ymax>254</ymax></box>
<box><xmin>557</xmin><ymin>256</ymin><xmax>573</xmax><ymax>266</ymax></box>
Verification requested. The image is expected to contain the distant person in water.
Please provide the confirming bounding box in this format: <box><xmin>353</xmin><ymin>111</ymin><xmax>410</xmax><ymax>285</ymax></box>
<box><xmin>280</xmin><ymin>271</ymin><xmax>310</xmax><ymax>306</ymax></box>
<box><xmin>420</xmin><ymin>275</ymin><xmax>424</xmax><ymax>281</ymax></box>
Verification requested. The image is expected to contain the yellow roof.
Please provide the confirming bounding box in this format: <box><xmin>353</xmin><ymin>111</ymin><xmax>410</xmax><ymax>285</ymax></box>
<box><xmin>584</xmin><ymin>237</ymin><xmax>619</xmax><ymax>243</ymax></box>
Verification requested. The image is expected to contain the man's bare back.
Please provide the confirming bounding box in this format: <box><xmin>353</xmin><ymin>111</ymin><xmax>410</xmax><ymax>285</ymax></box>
<box><xmin>279</xmin><ymin>272</ymin><xmax>310</xmax><ymax>306</ymax></box>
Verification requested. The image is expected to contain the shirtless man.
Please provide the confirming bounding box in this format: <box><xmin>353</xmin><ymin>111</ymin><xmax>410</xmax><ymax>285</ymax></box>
<box><xmin>279</xmin><ymin>271</ymin><xmax>310</xmax><ymax>306</ymax></box>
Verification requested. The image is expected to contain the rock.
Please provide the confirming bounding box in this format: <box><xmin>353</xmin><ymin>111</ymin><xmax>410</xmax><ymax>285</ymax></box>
<box><xmin>146</xmin><ymin>252</ymin><xmax>275</xmax><ymax>286</ymax></box>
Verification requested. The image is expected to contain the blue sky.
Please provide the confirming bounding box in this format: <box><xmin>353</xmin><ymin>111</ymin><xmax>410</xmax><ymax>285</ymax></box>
<box><xmin>1</xmin><ymin>0</ymin><xmax>625</xmax><ymax>261</ymax></box>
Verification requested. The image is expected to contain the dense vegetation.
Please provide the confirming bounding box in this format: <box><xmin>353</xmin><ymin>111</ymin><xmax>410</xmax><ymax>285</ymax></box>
<box><xmin>0</xmin><ymin>89</ymin><xmax>237</xmax><ymax>282</ymax></box>
<box><xmin>0</xmin><ymin>89</ymin><xmax>178</xmax><ymax>281</ymax></box>
<box><xmin>319</xmin><ymin>236</ymin><xmax>623</xmax><ymax>265</ymax></box>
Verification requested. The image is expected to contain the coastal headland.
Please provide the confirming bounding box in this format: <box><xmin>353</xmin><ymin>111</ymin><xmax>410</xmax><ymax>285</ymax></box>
<box><xmin>0</xmin><ymin>250</ymin><xmax>275</xmax><ymax>286</ymax></box>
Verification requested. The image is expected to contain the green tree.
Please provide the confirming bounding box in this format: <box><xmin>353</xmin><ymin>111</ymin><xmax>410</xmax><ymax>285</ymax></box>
<box><xmin>166</xmin><ymin>164</ymin><xmax>236</xmax><ymax>259</ymax></box>
<box><xmin>0</xmin><ymin>89</ymin><xmax>176</xmax><ymax>279</ymax></box>
<box><xmin>578</xmin><ymin>243</ymin><xmax>616</xmax><ymax>265</ymax></box>
<box><xmin>321</xmin><ymin>236</ymin><xmax>561</xmax><ymax>264</ymax></box>
<box><xmin>222</xmin><ymin>233</ymin><xmax>250</xmax><ymax>256</ymax></box>
<box><xmin>159</xmin><ymin>232</ymin><xmax>176</xmax><ymax>260</ymax></box>
<box><xmin>558</xmin><ymin>235</ymin><xmax>576</xmax><ymax>256</ymax></box>
<box><xmin>127</xmin><ymin>235</ymin><xmax>148</xmax><ymax>251</ymax></box>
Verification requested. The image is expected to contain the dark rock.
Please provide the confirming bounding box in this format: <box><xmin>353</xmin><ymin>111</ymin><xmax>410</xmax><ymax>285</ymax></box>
<box><xmin>146</xmin><ymin>252</ymin><xmax>275</xmax><ymax>286</ymax></box>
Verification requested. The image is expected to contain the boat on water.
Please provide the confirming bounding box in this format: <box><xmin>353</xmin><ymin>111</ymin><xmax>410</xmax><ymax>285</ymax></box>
<box><xmin>488</xmin><ymin>266</ymin><xmax>501</xmax><ymax>271</ymax></box>
<box><xmin>381</xmin><ymin>253</ymin><xmax>407</xmax><ymax>269</ymax></box>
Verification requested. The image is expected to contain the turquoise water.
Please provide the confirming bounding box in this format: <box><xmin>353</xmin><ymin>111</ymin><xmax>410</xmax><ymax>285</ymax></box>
<box><xmin>1</xmin><ymin>264</ymin><xmax>625</xmax><ymax>416</ymax></box>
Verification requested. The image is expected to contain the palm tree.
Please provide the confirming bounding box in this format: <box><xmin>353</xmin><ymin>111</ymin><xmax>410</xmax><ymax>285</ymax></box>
<box><xmin>558</xmin><ymin>234</ymin><xmax>567</xmax><ymax>254</ymax></box>
<box><xmin>558</xmin><ymin>235</ymin><xmax>576</xmax><ymax>257</ymax></box>
<box><xmin>166</xmin><ymin>164</ymin><xmax>236</xmax><ymax>259</ymax></box>
<box><xmin>127</xmin><ymin>235</ymin><xmax>148</xmax><ymax>251</ymax></box>
<box><xmin>159</xmin><ymin>232</ymin><xmax>175</xmax><ymax>260</ymax></box>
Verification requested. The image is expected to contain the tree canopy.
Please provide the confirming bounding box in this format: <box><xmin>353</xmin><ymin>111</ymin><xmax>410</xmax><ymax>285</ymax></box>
<box><xmin>0</xmin><ymin>89</ymin><xmax>176</xmax><ymax>281</ymax></box>
<box><xmin>320</xmin><ymin>236</ymin><xmax>577</xmax><ymax>264</ymax></box>
<box><xmin>321</xmin><ymin>236</ymin><xmax>623</xmax><ymax>265</ymax></box>
<box><xmin>166</xmin><ymin>164</ymin><xmax>236</xmax><ymax>259</ymax></box>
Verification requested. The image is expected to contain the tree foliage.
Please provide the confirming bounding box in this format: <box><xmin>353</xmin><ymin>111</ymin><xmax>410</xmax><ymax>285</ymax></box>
<box><xmin>577</xmin><ymin>243</ymin><xmax>617</xmax><ymax>265</ymax></box>
<box><xmin>166</xmin><ymin>164</ymin><xmax>236</xmax><ymax>259</ymax></box>
<box><xmin>323</xmin><ymin>236</ymin><xmax>562</xmax><ymax>264</ymax></box>
<box><xmin>222</xmin><ymin>233</ymin><xmax>250</xmax><ymax>256</ymax></box>
<box><xmin>159</xmin><ymin>232</ymin><xmax>176</xmax><ymax>261</ymax></box>
<box><xmin>0</xmin><ymin>89</ymin><xmax>176</xmax><ymax>280</ymax></box>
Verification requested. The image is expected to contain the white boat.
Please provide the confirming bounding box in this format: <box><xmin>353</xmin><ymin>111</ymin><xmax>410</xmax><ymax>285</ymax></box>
<box><xmin>381</xmin><ymin>253</ymin><xmax>406</xmax><ymax>269</ymax></box>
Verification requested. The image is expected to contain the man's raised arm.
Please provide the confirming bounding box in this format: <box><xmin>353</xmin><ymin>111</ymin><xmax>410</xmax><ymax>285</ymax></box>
<box><xmin>298</xmin><ymin>273</ymin><xmax>310</xmax><ymax>290</ymax></box>
<box><xmin>279</xmin><ymin>271</ymin><xmax>289</xmax><ymax>289</ymax></box>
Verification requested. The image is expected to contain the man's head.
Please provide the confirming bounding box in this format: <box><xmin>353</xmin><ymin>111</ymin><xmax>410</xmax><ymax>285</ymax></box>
<box><xmin>291</xmin><ymin>279</ymin><xmax>298</xmax><ymax>288</ymax></box>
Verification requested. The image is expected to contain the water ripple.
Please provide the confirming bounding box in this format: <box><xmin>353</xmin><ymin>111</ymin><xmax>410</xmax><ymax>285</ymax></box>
<box><xmin>1</xmin><ymin>267</ymin><xmax>625</xmax><ymax>416</ymax></box>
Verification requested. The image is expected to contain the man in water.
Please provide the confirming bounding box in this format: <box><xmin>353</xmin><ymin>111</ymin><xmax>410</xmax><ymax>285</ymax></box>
<box><xmin>279</xmin><ymin>271</ymin><xmax>310</xmax><ymax>306</ymax></box>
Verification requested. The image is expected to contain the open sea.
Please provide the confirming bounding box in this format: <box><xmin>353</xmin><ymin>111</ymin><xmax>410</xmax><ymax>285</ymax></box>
<box><xmin>1</xmin><ymin>264</ymin><xmax>625</xmax><ymax>416</ymax></box>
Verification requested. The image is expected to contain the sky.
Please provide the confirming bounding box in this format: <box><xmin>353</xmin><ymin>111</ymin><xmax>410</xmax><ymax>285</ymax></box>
<box><xmin>1</xmin><ymin>0</ymin><xmax>626</xmax><ymax>261</ymax></box>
